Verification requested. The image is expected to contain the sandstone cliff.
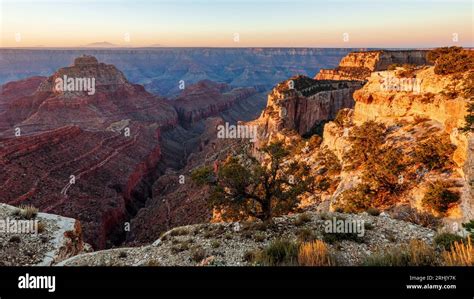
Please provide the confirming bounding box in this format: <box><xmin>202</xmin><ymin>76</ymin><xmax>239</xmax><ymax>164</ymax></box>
<box><xmin>322</xmin><ymin>64</ymin><xmax>473</xmax><ymax>224</ymax></box>
<box><xmin>251</xmin><ymin>50</ymin><xmax>471</xmax><ymax>228</ymax></box>
<box><xmin>250</xmin><ymin>75</ymin><xmax>363</xmax><ymax>150</ymax></box>
<box><xmin>315</xmin><ymin>50</ymin><xmax>429</xmax><ymax>81</ymax></box>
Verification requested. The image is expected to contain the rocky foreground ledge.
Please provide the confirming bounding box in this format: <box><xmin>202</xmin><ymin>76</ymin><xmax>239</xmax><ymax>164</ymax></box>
<box><xmin>56</xmin><ymin>211</ymin><xmax>435</xmax><ymax>266</ymax></box>
<box><xmin>0</xmin><ymin>203</ymin><xmax>86</xmax><ymax>266</ymax></box>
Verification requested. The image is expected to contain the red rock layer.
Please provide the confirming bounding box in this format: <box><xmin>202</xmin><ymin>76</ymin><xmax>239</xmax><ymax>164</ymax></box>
<box><xmin>0</xmin><ymin>124</ymin><xmax>165</xmax><ymax>249</ymax></box>
<box><xmin>171</xmin><ymin>80</ymin><xmax>257</xmax><ymax>126</ymax></box>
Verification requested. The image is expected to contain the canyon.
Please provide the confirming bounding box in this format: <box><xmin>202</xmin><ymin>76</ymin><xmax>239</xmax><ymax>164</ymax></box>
<box><xmin>0</xmin><ymin>48</ymin><xmax>472</xmax><ymax>264</ymax></box>
<box><xmin>0</xmin><ymin>48</ymin><xmax>363</xmax><ymax>96</ymax></box>
<box><xmin>0</xmin><ymin>55</ymin><xmax>267</xmax><ymax>249</ymax></box>
<box><xmin>251</xmin><ymin>49</ymin><xmax>472</xmax><ymax>227</ymax></box>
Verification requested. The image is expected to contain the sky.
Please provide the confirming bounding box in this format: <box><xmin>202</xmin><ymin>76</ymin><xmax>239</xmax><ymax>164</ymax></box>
<box><xmin>0</xmin><ymin>0</ymin><xmax>472</xmax><ymax>48</ymax></box>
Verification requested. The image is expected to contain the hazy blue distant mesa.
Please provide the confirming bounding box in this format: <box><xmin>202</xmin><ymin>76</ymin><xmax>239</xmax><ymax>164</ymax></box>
<box><xmin>0</xmin><ymin>48</ymin><xmax>364</xmax><ymax>96</ymax></box>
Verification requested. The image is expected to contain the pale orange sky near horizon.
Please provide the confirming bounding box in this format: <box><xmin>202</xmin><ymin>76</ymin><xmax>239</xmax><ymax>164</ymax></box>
<box><xmin>0</xmin><ymin>0</ymin><xmax>472</xmax><ymax>48</ymax></box>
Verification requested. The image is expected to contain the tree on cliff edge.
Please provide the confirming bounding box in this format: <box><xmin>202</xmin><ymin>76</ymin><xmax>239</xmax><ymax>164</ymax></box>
<box><xmin>191</xmin><ymin>141</ymin><xmax>313</xmax><ymax>223</ymax></box>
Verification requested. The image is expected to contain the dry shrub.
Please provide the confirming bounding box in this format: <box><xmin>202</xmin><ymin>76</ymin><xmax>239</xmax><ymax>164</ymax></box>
<box><xmin>363</xmin><ymin>239</ymin><xmax>438</xmax><ymax>266</ymax></box>
<box><xmin>298</xmin><ymin>240</ymin><xmax>335</xmax><ymax>266</ymax></box>
<box><xmin>15</xmin><ymin>205</ymin><xmax>39</xmax><ymax>220</ymax></box>
<box><xmin>408</xmin><ymin>239</ymin><xmax>438</xmax><ymax>266</ymax></box>
<box><xmin>442</xmin><ymin>236</ymin><xmax>473</xmax><ymax>266</ymax></box>
<box><xmin>390</xmin><ymin>205</ymin><xmax>440</xmax><ymax>229</ymax></box>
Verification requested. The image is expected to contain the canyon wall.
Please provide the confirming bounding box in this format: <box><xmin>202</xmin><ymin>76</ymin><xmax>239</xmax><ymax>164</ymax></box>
<box><xmin>322</xmin><ymin>64</ymin><xmax>473</xmax><ymax>223</ymax></box>
<box><xmin>0</xmin><ymin>56</ymin><xmax>272</xmax><ymax>248</ymax></box>
<box><xmin>316</xmin><ymin>50</ymin><xmax>429</xmax><ymax>81</ymax></box>
<box><xmin>0</xmin><ymin>48</ymin><xmax>365</xmax><ymax>95</ymax></box>
<box><xmin>250</xmin><ymin>76</ymin><xmax>364</xmax><ymax>148</ymax></box>
<box><xmin>171</xmin><ymin>80</ymin><xmax>260</xmax><ymax>127</ymax></box>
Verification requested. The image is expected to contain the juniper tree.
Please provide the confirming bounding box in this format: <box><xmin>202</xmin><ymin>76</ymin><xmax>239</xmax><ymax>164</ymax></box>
<box><xmin>192</xmin><ymin>141</ymin><xmax>313</xmax><ymax>223</ymax></box>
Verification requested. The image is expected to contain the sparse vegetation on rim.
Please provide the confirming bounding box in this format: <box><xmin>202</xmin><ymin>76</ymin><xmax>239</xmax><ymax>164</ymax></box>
<box><xmin>427</xmin><ymin>46</ymin><xmax>474</xmax><ymax>75</ymax></box>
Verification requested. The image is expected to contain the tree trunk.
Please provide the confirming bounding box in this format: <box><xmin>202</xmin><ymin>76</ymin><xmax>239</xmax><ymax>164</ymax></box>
<box><xmin>261</xmin><ymin>199</ymin><xmax>273</xmax><ymax>224</ymax></box>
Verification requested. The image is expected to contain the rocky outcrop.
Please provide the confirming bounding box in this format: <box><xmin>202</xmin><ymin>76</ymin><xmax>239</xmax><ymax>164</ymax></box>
<box><xmin>316</xmin><ymin>50</ymin><xmax>429</xmax><ymax>81</ymax></box>
<box><xmin>250</xmin><ymin>75</ymin><xmax>363</xmax><ymax>148</ymax></box>
<box><xmin>323</xmin><ymin>64</ymin><xmax>473</xmax><ymax>223</ymax></box>
<box><xmin>5</xmin><ymin>55</ymin><xmax>178</xmax><ymax>134</ymax></box>
<box><xmin>0</xmin><ymin>203</ymin><xmax>86</xmax><ymax>266</ymax></box>
<box><xmin>353</xmin><ymin>67</ymin><xmax>471</xmax><ymax>132</ymax></box>
<box><xmin>352</xmin><ymin>66</ymin><xmax>472</xmax><ymax>173</ymax></box>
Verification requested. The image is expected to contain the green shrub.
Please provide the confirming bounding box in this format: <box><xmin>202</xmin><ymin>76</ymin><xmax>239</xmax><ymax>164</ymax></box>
<box><xmin>171</xmin><ymin>240</ymin><xmax>192</xmax><ymax>253</ymax></box>
<box><xmin>190</xmin><ymin>166</ymin><xmax>214</xmax><ymax>186</ymax></box>
<box><xmin>461</xmin><ymin>102</ymin><xmax>473</xmax><ymax>133</ymax></box>
<box><xmin>389</xmin><ymin>205</ymin><xmax>441</xmax><ymax>229</ymax></box>
<box><xmin>462</xmin><ymin>220</ymin><xmax>474</xmax><ymax>239</ymax></box>
<box><xmin>422</xmin><ymin>180</ymin><xmax>460</xmax><ymax>215</ymax></box>
<box><xmin>255</xmin><ymin>239</ymin><xmax>299</xmax><ymax>266</ymax></box>
<box><xmin>317</xmin><ymin>149</ymin><xmax>342</xmax><ymax>176</ymax></box>
<box><xmin>254</xmin><ymin>232</ymin><xmax>266</xmax><ymax>242</ymax></box>
<box><xmin>345</xmin><ymin>121</ymin><xmax>387</xmax><ymax>169</ymax></box>
<box><xmin>434</xmin><ymin>233</ymin><xmax>465</xmax><ymax>251</ymax></box>
<box><xmin>336</xmin><ymin>184</ymin><xmax>373</xmax><ymax>213</ymax></box>
<box><xmin>322</xmin><ymin>231</ymin><xmax>362</xmax><ymax>244</ymax></box>
<box><xmin>412</xmin><ymin>135</ymin><xmax>455</xmax><ymax>170</ymax></box>
<box><xmin>211</xmin><ymin>240</ymin><xmax>221</xmax><ymax>248</ymax></box>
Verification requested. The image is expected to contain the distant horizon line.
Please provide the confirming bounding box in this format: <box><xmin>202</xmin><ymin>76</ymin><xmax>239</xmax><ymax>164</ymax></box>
<box><xmin>1</xmin><ymin>46</ymin><xmax>471</xmax><ymax>50</ymax></box>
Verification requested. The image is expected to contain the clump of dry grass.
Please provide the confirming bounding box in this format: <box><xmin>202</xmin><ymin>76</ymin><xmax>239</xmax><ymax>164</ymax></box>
<box><xmin>442</xmin><ymin>236</ymin><xmax>473</xmax><ymax>266</ymax></box>
<box><xmin>37</xmin><ymin>221</ymin><xmax>46</xmax><ymax>233</ymax></box>
<box><xmin>298</xmin><ymin>240</ymin><xmax>335</xmax><ymax>266</ymax></box>
<box><xmin>15</xmin><ymin>205</ymin><xmax>39</xmax><ymax>219</ymax></box>
<box><xmin>363</xmin><ymin>239</ymin><xmax>438</xmax><ymax>266</ymax></box>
